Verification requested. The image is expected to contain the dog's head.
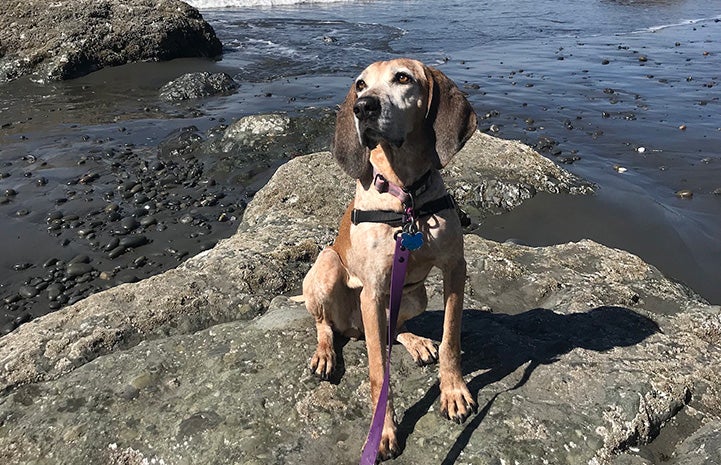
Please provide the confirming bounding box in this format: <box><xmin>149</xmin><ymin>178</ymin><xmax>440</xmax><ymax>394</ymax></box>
<box><xmin>331</xmin><ymin>58</ymin><xmax>477</xmax><ymax>179</ymax></box>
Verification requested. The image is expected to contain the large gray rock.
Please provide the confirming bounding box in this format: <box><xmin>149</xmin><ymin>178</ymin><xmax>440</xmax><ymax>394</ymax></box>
<box><xmin>159</xmin><ymin>72</ymin><xmax>238</xmax><ymax>101</ymax></box>
<box><xmin>0</xmin><ymin>131</ymin><xmax>719</xmax><ymax>465</ymax></box>
<box><xmin>0</xmin><ymin>0</ymin><xmax>222</xmax><ymax>83</ymax></box>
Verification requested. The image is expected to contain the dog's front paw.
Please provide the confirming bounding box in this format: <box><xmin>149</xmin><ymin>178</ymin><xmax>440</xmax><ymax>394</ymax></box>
<box><xmin>378</xmin><ymin>426</ymin><xmax>400</xmax><ymax>462</ymax></box>
<box><xmin>309</xmin><ymin>344</ymin><xmax>335</xmax><ymax>380</ymax></box>
<box><xmin>440</xmin><ymin>380</ymin><xmax>477</xmax><ymax>424</ymax></box>
<box><xmin>397</xmin><ymin>333</ymin><xmax>439</xmax><ymax>366</ymax></box>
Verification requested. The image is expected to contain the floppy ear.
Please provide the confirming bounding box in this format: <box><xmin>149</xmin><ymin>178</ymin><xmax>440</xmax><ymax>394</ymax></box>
<box><xmin>424</xmin><ymin>66</ymin><xmax>478</xmax><ymax>168</ymax></box>
<box><xmin>330</xmin><ymin>86</ymin><xmax>371</xmax><ymax>180</ymax></box>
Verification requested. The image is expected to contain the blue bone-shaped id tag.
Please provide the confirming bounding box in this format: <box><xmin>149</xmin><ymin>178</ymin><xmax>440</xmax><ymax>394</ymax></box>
<box><xmin>401</xmin><ymin>231</ymin><xmax>424</xmax><ymax>251</ymax></box>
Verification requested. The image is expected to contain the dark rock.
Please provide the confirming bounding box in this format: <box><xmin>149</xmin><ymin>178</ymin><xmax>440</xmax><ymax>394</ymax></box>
<box><xmin>68</xmin><ymin>255</ymin><xmax>90</xmax><ymax>265</ymax></box>
<box><xmin>65</xmin><ymin>262</ymin><xmax>93</xmax><ymax>278</ymax></box>
<box><xmin>0</xmin><ymin>0</ymin><xmax>222</xmax><ymax>83</ymax></box>
<box><xmin>108</xmin><ymin>246</ymin><xmax>127</xmax><ymax>259</ymax></box>
<box><xmin>47</xmin><ymin>283</ymin><xmax>64</xmax><ymax>301</ymax></box>
<box><xmin>159</xmin><ymin>72</ymin><xmax>238</xmax><ymax>101</ymax></box>
<box><xmin>18</xmin><ymin>286</ymin><xmax>38</xmax><ymax>299</ymax></box>
<box><xmin>115</xmin><ymin>272</ymin><xmax>140</xmax><ymax>284</ymax></box>
<box><xmin>118</xmin><ymin>235</ymin><xmax>148</xmax><ymax>249</ymax></box>
<box><xmin>104</xmin><ymin>238</ymin><xmax>120</xmax><ymax>252</ymax></box>
<box><xmin>2</xmin><ymin>294</ymin><xmax>21</xmax><ymax>305</ymax></box>
<box><xmin>120</xmin><ymin>217</ymin><xmax>140</xmax><ymax>231</ymax></box>
<box><xmin>139</xmin><ymin>216</ymin><xmax>157</xmax><ymax>227</ymax></box>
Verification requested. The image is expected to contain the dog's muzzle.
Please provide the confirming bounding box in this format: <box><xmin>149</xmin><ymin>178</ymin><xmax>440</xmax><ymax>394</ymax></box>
<box><xmin>354</xmin><ymin>95</ymin><xmax>403</xmax><ymax>148</ymax></box>
<box><xmin>353</xmin><ymin>96</ymin><xmax>381</xmax><ymax>121</ymax></box>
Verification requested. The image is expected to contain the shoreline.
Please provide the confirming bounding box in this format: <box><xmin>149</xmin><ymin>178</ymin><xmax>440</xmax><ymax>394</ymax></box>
<box><xmin>2</xmin><ymin>0</ymin><xmax>720</xmax><ymax>332</ymax></box>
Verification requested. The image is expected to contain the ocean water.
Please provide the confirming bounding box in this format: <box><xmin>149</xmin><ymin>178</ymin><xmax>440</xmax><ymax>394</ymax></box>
<box><xmin>0</xmin><ymin>0</ymin><xmax>719</xmax><ymax>306</ymax></box>
<box><xmin>184</xmin><ymin>0</ymin><xmax>721</xmax><ymax>302</ymax></box>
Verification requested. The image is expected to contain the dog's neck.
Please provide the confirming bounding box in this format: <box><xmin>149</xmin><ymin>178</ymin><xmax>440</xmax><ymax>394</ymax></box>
<box><xmin>369</xmin><ymin>139</ymin><xmax>434</xmax><ymax>188</ymax></box>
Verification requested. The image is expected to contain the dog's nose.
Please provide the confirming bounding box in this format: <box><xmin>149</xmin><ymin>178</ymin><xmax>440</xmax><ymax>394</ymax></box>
<box><xmin>353</xmin><ymin>96</ymin><xmax>381</xmax><ymax>121</ymax></box>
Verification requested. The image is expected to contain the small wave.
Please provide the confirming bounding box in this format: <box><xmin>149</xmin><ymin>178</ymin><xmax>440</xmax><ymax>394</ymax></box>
<box><xmin>186</xmin><ymin>0</ymin><xmax>353</xmax><ymax>8</ymax></box>
<box><xmin>633</xmin><ymin>14</ymin><xmax>721</xmax><ymax>33</ymax></box>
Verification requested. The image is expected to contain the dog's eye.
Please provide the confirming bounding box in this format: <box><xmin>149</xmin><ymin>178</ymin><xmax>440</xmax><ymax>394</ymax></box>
<box><xmin>355</xmin><ymin>79</ymin><xmax>367</xmax><ymax>92</ymax></box>
<box><xmin>394</xmin><ymin>72</ymin><xmax>413</xmax><ymax>84</ymax></box>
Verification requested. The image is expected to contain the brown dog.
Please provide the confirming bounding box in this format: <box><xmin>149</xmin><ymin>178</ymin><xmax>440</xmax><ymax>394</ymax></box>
<box><xmin>302</xmin><ymin>58</ymin><xmax>478</xmax><ymax>460</ymax></box>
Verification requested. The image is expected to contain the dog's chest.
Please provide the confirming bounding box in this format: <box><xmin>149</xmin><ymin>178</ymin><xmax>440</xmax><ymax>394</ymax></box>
<box><xmin>346</xmin><ymin>214</ymin><xmax>450</xmax><ymax>288</ymax></box>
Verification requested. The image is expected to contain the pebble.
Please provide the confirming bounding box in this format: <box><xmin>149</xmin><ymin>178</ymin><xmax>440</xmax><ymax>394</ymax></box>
<box><xmin>119</xmin><ymin>235</ymin><xmax>148</xmax><ymax>249</ymax></box>
<box><xmin>637</xmin><ymin>147</ymin><xmax>646</xmax><ymax>153</ymax></box>
<box><xmin>99</xmin><ymin>271</ymin><xmax>113</xmax><ymax>280</ymax></box>
<box><xmin>13</xmin><ymin>313</ymin><xmax>31</xmax><ymax>327</ymax></box>
<box><xmin>120</xmin><ymin>217</ymin><xmax>140</xmax><ymax>231</ymax></box>
<box><xmin>13</xmin><ymin>262</ymin><xmax>33</xmax><ymax>271</ymax></box>
<box><xmin>116</xmin><ymin>272</ymin><xmax>140</xmax><ymax>284</ymax></box>
<box><xmin>66</xmin><ymin>262</ymin><xmax>94</xmax><ymax>277</ymax></box>
<box><xmin>47</xmin><ymin>283</ymin><xmax>64</xmax><ymax>300</ymax></box>
<box><xmin>139</xmin><ymin>216</ymin><xmax>157</xmax><ymax>227</ymax></box>
<box><xmin>613</xmin><ymin>165</ymin><xmax>628</xmax><ymax>173</ymax></box>
<box><xmin>179</xmin><ymin>214</ymin><xmax>194</xmax><ymax>224</ymax></box>
<box><xmin>3</xmin><ymin>294</ymin><xmax>21</xmax><ymax>305</ymax></box>
<box><xmin>108</xmin><ymin>246</ymin><xmax>127</xmax><ymax>259</ymax></box>
<box><xmin>713</xmin><ymin>188</ymin><xmax>721</xmax><ymax>196</ymax></box>
<box><xmin>18</xmin><ymin>285</ymin><xmax>39</xmax><ymax>299</ymax></box>
<box><xmin>47</xmin><ymin>211</ymin><xmax>63</xmax><ymax>221</ymax></box>
<box><xmin>79</xmin><ymin>173</ymin><xmax>99</xmax><ymax>184</ymax></box>
<box><xmin>69</xmin><ymin>254</ymin><xmax>90</xmax><ymax>264</ymax></box>
<box><xmin>104</xmin><ymin>237</ymin><xmax>120</xmax><ymax>251</ymax></box>
<box><xmin>675</xmin><ymin>189</ymin><xmax>693</xmax><ymax>199</ymax></box>
<box><xmin>558</xmin><ymin>155</ymin><xmax>581</xmax><ymax>164</ymax></box>
<box><xmin>77</xmin><ymin>228</ymin><xmax>95</xmax><ymax>237</ymax></box>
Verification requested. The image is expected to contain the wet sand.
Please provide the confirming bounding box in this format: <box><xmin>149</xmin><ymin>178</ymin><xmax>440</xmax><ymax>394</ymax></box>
<box><xmin>0</xmin><ymin>61</ymin><xmax>334</xmax><ymax>333</ymax></box>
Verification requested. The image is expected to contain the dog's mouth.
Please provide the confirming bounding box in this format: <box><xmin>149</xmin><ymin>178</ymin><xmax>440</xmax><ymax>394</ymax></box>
<box><xmin>359</xmin><ymin>125</ymin><xmax>404</xmax><ymax>149</ymax></box>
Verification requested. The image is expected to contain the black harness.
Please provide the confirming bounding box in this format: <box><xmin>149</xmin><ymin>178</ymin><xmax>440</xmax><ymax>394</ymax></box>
<box><xmin>351</xmin><ymin>194</ymin><xmax>456</xmax><ymax>226</ymax></box>
<box><xmin>351</xmin><ymin>168</ymin><xmax>457</xmax><ymax>226</ymax></box>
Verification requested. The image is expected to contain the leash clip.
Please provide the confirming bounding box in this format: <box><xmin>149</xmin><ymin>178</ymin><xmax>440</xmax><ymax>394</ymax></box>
<box><xmin>400</xmin><ymin>206</ymin><xmax>423</xmax><ymax>251</ymax></box>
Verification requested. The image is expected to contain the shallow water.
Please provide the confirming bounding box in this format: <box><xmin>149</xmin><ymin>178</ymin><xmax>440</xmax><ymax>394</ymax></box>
<box><xmin>1</xmin><ymin>0</ymin><xmax>720</xmax><ymax>328</ymax></box>
<box><xmin>195</xmin><ymin>0</ymin><xmax>721</xmax><ymax>302</ymax></box>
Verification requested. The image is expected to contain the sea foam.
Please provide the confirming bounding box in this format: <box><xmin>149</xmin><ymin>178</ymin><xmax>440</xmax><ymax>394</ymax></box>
<box><xmin>186</xmin><ymin>0</ymin><xmax>351</xmax><ymax>8</ymax></box>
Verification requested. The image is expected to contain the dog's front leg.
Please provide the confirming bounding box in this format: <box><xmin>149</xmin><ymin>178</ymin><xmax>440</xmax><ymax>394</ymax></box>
<box><xmin>439</xmin><ymin>258</ymin><xmax>477</xmax><ymax>424</ymax></box>
<box><xmin>360</xmin><ymin>287</ymin><xmax>399</xmax><ymax>461</ymax></box>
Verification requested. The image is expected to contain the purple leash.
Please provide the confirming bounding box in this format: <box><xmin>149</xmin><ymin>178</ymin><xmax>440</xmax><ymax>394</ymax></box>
<box><xmin>359</xmin><ymin>235</ymin><xmax>410</xmax><ymax>465</ymax></box>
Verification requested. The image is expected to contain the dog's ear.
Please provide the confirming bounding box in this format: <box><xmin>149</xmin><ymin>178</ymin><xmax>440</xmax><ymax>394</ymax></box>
<box><xmin>331</xmin><ymin>86</ymin><xmax>371</xmax><ymax>180</ymax></box>
<box><xmin>424</xmin><ymin>66</ymin><xmax>478</xmax><ymax>168</ymax></box>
